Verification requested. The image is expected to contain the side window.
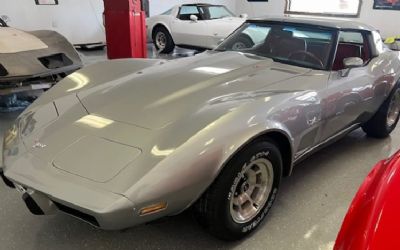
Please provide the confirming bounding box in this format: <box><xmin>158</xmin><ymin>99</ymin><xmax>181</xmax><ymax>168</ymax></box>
<box><xmin>178</xmin><ymin>6</ymin><xmax>201</xmax><ymax>21</ymax></box>
<box><xmin>339</xmin><ymin>31</ymin><xmax>363</xmax><ymax>43</ymax></box>
<box><xmin>333</xmin><ymin>31</ymin><xmax>372</xmax><ymax>71</ymax></box>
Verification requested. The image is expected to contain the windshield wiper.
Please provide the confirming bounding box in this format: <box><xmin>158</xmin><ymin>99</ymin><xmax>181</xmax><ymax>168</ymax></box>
<box><xmin>270</xmin><ymin>57</ymin><xmax>324</xmax><ymax>70</ymax></box>
<box><xmin>214</xmin><ymin>48</ymin><xmax>226</xmax><ymax>52</ymax></box>
<box><xmin>242</xmin><ymin>52</ymin><xmax>269</xmax><ymax>59</ymax></box>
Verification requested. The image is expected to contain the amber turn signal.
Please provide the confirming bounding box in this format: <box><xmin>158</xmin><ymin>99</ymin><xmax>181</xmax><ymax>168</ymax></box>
<box><xmin>139</xmin><ymin>202</ymin><xmax>168</xmax><ymax>216</ymax></box>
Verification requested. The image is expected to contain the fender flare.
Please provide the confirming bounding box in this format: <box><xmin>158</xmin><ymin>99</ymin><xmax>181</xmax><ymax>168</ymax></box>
<box><xmin>182</xmin><ymin>127</ymin><xmax>294</xmax><ymax>212</ymax></box>
<box><xmin>151</xmin><ymin>22</ymin><xmax>173</xmax><ymax>40</ymax></box>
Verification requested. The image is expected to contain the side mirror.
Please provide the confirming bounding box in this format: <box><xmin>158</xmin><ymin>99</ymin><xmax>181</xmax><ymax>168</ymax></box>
<box><xmin>343</xmin><ymin>57</ymin><xmax>364</xmax><ymax>69</ymax></box>
<box><xmin>239</xmin><ymin>13</ymin><xmax>248</xmax><ymax>19</ymax></box>
<box><xmin>341</xmin><ymin>57</ymin><xmax>364</xmax><ymax>77</ymax></box>
<box><xmin>190</xmin><ymin>15</ymin><xmax>198</xmax><ymax>22</ymax></box>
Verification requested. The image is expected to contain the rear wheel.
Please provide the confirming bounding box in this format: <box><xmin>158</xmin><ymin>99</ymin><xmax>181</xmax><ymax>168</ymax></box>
<box><xmin>362</xmin><ymin>83</ymin><xmax>400</xmax><ymax>138</ymax></box>
<box><xmin>152</xmin><ymin>26</ymin><xmax>175</xmax><ymax>54</ymax></box>
<box><xmin>230</xmin><ymin>35</ymin><xmax>254</xmax><ymax>51</ymax></box>
<box><xmin>194</xmin><ymin>140</ymin><xmax>282</xmax><ymax>241</ymax></box>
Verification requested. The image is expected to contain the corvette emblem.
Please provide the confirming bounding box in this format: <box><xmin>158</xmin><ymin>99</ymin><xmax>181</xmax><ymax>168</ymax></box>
<box><xmin>32</xmin><ymin>141</ymin><xmax>47</xmax><ymax>149</ymax></box>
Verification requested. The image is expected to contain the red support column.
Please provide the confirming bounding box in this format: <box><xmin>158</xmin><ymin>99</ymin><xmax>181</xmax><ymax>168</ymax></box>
<box><xmin>103</xmin><ymin>0</ymin><xmax>147</xmax><ymax>59</ymax></box>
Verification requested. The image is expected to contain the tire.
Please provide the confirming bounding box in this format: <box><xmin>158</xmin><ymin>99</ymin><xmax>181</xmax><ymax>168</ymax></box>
<box><xmin>194</xmin><ymin>139</ymin><xmax>282</xmax><ymax>241</ymax></box>
<box><xmin>152</xmin><ymin>26</ymin><xmax>175</xmax><ymax>54</ymax></box>
<box><xmin>362</xmin><ymin>82</ymin><xmax>400</xmax><ymax>138</ymax></box>
<box><xmin>229</xmin><ymin>35</ymin><xmax>254</xmax><ymax>51</ymax></box>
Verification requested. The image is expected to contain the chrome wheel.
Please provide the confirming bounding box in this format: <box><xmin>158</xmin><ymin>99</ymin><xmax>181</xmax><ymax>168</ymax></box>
<box><xmin>230</xmin><ymin>158</ymin><xmax>274</xmax><ymax>224</ymax></box>
<box><xmin>155</xmin><ymin>32</ymin><xmax>166</xmax><ymax>50</ymax></box>
<box><xmin>387</xmin><ymin>89</ymin><xmax>400</xmax><ymax>127</ymax></box>
<box><xmin>232</xmin><ymin>42</ymin><xmax>246</xmax><ymax>50</ymax></box>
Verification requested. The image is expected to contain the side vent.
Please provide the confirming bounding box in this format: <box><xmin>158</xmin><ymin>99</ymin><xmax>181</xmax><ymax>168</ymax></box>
<box><xmin>53</xmin><ymin>201</ymin><xmax>100</xmax><ymax>227</ymax></box>
<box><xmin>38</xmin><ymin>53</ymin><xmax>73</xmax><ymax>69</ymax></box>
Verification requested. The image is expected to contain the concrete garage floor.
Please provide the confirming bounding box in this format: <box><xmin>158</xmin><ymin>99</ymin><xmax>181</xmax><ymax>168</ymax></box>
<box><xmin>0</xmin><ymin>48</ymin><xmax>398</xmax><ymax>250</ymax></box>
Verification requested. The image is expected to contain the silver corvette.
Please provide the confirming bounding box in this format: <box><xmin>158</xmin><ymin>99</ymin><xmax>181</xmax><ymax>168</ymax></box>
<box><xmin>2</xmin><ymin>16</ymin><xmax>400</xmax><ymax>240</ymax></box>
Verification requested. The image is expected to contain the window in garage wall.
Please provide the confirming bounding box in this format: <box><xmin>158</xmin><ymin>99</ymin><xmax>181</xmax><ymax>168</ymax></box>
<box><xmin>286</xmin><ymin>0</ymin><xmax>361</xmax><ymax>17</ymax></box>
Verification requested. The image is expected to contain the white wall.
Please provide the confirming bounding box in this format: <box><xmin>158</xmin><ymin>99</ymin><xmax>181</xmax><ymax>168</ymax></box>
<box><xmin>150</xmin><ymin>0</ymin><xmax>236</xmax><ymax>16</ymax></box>
<box><xmin>235</xmin><ymin>0</ymin><xmax>283</xmax><ymax>17</ymax></box>
<box><xmin>358</xmin><ymin>0</ymin><xmax>399</xmax><ymax>37</ymax></box>
<box><xmin>1</xmin><ymin>0</ymin><xmax>105</xmax><ymax>44</ymax></box>
<box><xmin>235</xmin><ymin>0</ymin><xmax>400</xmax><ymax>38</ymax></box>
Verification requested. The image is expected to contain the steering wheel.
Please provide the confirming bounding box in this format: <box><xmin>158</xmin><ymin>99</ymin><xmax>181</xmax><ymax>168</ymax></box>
<box><xmin>288</xmin><ymin>51</ymin><xmax>324</xmax><ymax>68</ymax></box>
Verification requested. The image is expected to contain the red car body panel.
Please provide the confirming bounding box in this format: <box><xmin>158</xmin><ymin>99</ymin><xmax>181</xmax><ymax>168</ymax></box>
<box><xmin>334</xmin><ymin>151</ymin><xmax>400</xmax><ymax>250</ymax></box>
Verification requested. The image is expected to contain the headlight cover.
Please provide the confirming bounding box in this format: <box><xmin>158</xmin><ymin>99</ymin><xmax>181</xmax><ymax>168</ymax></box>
<box><xmin>2</xmin><ymin>122</ymin><xmax>19</xmax><ymax>165</ymax></box>
<box><xmin>3</xmin><ymin>123</ymin><xmax>18</xmax><ymax>150</ymax></box>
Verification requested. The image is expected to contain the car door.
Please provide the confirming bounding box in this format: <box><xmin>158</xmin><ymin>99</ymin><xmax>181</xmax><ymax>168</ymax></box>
<box><xmin>170</xmin><ymin>5</ymin><xmax>207</xmax><ymax>47</ymax></box>
<box><xmin>319</xmin><ymin>31</ymin><xmax>387</xmax><ymax>141</ymax></box>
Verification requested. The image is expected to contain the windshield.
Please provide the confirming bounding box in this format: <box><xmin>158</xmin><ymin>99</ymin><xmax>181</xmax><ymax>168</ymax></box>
<box><xmin>206</xmin><ymin>6</ymin><xmax>234</xmax><ymax>19</ymax></box>
<box><xmin>199</xmin><ymin>5</ymin><xmax>234</xmax><ymax>19</ymax></box>
<box><xmin>216</xmin><ymin>22</ymin><xmax>336</xmax><ymax>70</ymax></box>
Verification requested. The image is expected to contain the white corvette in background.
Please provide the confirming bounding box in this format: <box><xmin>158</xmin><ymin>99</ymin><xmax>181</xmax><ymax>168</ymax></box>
<box><xmin>147</xmin><ymin>3</ymin><xmax>247</xmax><ymax>53</ymax></box>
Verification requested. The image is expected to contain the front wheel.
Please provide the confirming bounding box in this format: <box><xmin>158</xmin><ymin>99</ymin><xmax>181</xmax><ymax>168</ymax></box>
<box><xmin>152</xmin><ymin>26</ymin><xmax>175</xmax><ymax>54</ymax></box>
<box><xmin>194</xmin><ymin>140</ymin><xmax>282</xmax><ymax>241</ymax></box>
<box><xmin>362</xmin><ymin>83</ymin><xmax>400</xmax><ymax>138</ymax></box>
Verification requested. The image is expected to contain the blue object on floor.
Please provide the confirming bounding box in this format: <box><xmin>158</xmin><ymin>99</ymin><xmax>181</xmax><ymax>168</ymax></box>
<box><xmin>0</xmin><ymin>94</ymin><xmax>31</xmax><ymax>113</ymax></box>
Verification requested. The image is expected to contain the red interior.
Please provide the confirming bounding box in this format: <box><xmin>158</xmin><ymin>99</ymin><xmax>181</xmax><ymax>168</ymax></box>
<box><xmin>333</xmin><ymin>42</ymin><xmax>371</xmax><ymax>71</ymax></box>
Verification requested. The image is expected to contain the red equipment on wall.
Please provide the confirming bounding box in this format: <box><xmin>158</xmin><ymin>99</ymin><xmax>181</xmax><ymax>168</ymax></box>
<box><xmin>103</xmin><ymin>0</ymin><xmax>147</xmax><ymax>59</ymax></box>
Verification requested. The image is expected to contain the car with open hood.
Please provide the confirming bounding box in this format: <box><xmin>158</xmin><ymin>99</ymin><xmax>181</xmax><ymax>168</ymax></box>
<box><xmin>2</xmin><ymin>16</ymin><xmax>400</xmax><ymax>240</ymax></box>
<box><xmin>0</xmin><ymin>16</ymin><xmax>82</xmax><ymax>99</ymax></box>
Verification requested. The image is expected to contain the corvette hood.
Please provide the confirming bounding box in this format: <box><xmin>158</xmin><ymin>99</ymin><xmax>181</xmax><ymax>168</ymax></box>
<box><xmin>0</xmin><ymin>29</ymin><xmax>82</xmax><ymax>82</ymax></box>
<box><xmin>78</xmin><ymin>51</ymin><xmax>311</xmax><ymax>129</ymax></box>
<box><xmin>0</xmin><ymin>27</ymin><xmax>48</xmax><ymax>53</ymax></box>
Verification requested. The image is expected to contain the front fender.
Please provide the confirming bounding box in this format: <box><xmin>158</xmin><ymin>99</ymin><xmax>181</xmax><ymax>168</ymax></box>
<box><xmin>148</xmin><ymin>18</ymin><xmax>173</xmax><ymax>42</ymax></box>
<box><xmin>122</xmin><ymin>97</ymin><xmax>294</xmax><ymax>215</ymax></box>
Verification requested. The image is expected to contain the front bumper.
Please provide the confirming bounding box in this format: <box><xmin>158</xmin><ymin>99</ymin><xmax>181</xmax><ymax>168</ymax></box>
<box><xmin>1</xmin><ymin>114</ymin><xmax>174</xmax><ymax>230</ymax></box>
<box><xmin>2</xmin><ymin>167</ymin><xmax>138</xmax><ymax>230</ymax></box>
<box><xmin>1</xmin><ymin>146</ymin><xmax>162</xmax><ymax>231</ymax></box>
<box><xmin>0</xmin><ymin>64</ymin><xmax>81</xmax><ymax>96</ymax></box>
